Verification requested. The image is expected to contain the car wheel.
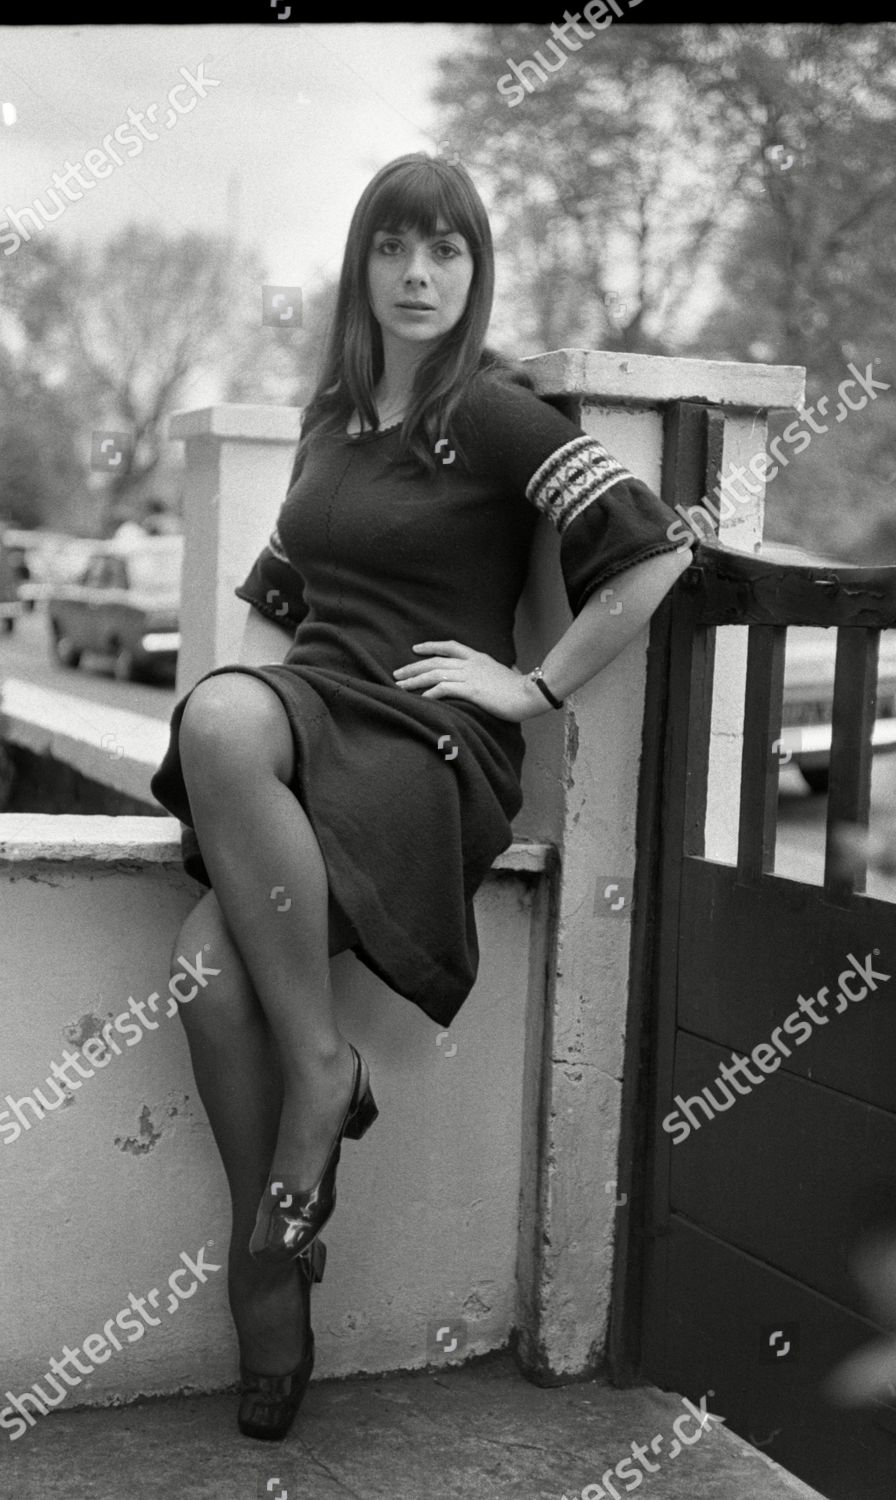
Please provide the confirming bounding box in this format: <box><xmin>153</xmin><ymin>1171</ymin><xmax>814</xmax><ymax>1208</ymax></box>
<box><xmin>50</xmin><ymin>623</ymin><xmax>81</xmax><ymax>667</ymax></box>
<box><xmin>801</xmin><ymin>765</ymin><xmax>830</xmax><ymax>796</ymax></box>
<box><xmin>112</xmin><ymin>645</ymin><xmax>137</xmax><ymax>682</ymax></box>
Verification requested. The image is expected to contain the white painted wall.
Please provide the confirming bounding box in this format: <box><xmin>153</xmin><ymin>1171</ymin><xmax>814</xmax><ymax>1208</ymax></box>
<box><xmin>0</xmin><ymin>819</ymin><xmax>548</xmax><ymax>1401</ymax></box>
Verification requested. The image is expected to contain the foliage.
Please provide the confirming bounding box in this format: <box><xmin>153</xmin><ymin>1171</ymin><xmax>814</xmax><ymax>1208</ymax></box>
<box><xmin>0</xmin><ymin>225</ymin><xmax>271</xmax><ymax>529</ymax></box>
<box><xmin>433</xmin><ymin>22</ymin><xmax>896</xmax><ymax>560</ymax></box>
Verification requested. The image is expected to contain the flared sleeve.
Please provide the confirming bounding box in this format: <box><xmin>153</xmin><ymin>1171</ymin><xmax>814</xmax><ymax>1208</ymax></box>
<box><xmin>234</xmin><ymin>521</ymin><xmax>309</xmax><ymax>631</ymax></box>
<box><xmin>461</xmin><ymin>374</ymin><xmax>694</xmax><ymax>618</ymax></box>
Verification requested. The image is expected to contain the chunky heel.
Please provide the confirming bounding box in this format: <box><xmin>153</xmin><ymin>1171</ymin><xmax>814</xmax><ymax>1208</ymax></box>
<box><xmin>302</xmin><ymin>1236</ymin><xmax>327</xmax><ymax>1283</ymax></box>
<box><xmin>344</xmin><ymin>1085</ymin><xmax>378</xmax><ymax>1140</ymax></box>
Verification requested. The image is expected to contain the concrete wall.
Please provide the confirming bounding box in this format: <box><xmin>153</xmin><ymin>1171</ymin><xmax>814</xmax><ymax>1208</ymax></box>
<box><xmin>0</xmin><ymin>817</ymin><xmax>550</xmax><ymax>1403</ymax></box>
<box><xmin>0</xmin><ymin>347</ymin><xmax>805</xmax><ymax>1407</ymax></box>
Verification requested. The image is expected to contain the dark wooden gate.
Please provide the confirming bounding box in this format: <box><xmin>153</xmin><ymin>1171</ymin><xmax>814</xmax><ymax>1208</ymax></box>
<box><xmin>609</xmin><ymin>403</ymin><xmax>896</xmax><ymax>1500</ymax></box>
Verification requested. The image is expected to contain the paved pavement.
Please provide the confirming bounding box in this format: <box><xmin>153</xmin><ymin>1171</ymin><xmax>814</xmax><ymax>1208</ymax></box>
<box><xmin>2</xmin><ymin>1351</ymin><xmax>826</xmax><ymax>1500</ymax></box>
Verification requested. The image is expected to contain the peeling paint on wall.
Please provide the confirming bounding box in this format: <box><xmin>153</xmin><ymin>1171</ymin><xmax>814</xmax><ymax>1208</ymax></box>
<box><xmin>462</xmin><ymin>1289</ymin><xmax>492</xmax><ymax>1319</ymax></box>
<box><xmin>337</xmin><ymin>1310</ymin><xmax>371</xmax><ymax>1334</ymax></box>
<box><xmin>63</xmin><ymin>1011</ymin><xmax>111</xmax><ymax>1054</ymax></box>
<box><xmin>563</xmin><ymin>712</ymin><xmax>579</xmax><ymax>792</ymax></box>
<box><xmin>115</xmin><ymin>1104</ymin><xmax>162</xmax><ymax>1155</ymax></box>
<box><xmin>114</xmin><ymin>1094</ymin><xmax>194</xmax><ymax>1155</ymax></box>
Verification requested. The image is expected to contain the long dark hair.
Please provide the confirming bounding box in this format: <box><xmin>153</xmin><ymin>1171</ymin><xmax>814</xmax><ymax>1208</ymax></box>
<box><xmin>296</xmin><ymin>152</ymin><xmax>517</xmax><ymax>475</ymax></box>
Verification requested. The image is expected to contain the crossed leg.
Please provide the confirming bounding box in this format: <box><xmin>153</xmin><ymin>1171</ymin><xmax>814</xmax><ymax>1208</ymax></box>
<box><xmin>171</xmin><ymin>670</ymin><xmax>361</xmax><ymax>1372</ymax></box>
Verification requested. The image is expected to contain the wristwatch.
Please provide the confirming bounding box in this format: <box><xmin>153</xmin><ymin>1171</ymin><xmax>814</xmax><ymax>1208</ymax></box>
<box><xmin>529</xmin><ymin>665</ymin><xmax>564</xmax><ymax>710</ymax></box>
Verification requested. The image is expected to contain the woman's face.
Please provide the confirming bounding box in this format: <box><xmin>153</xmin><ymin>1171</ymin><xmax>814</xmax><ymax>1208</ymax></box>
<box><xmin>367</xmin><ymin>223</ymin><xmax>474</xmax><ymax>349</ymax></box>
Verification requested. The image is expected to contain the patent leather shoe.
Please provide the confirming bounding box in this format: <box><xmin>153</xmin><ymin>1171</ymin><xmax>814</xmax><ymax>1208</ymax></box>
<box><xmin>249</xmin><ymin>1043</ymin><xmax>377</xmax><ymax>1265</ymax></box>
<box><xmin>237</xmin><ymin>1237</ymin><xmax>326</xmax><ymax>1441</ymax></box>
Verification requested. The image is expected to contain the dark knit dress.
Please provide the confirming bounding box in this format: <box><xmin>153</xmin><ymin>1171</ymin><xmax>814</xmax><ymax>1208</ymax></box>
<box><xmin>150</xmin><ymin>373</ymin><xmax>688</xmax><ymax>1027</ymax></box>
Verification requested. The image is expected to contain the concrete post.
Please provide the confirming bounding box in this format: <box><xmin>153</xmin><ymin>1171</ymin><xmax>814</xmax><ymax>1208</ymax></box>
<box><xmin>512</xmin><ymin>350</ymin><xmax>804</xmax><ymax>1377</ymax></box>
<box><xmin>169</xmin><ymin>404</ymin><xmax>301</xmax><ymax>695</ymax></box>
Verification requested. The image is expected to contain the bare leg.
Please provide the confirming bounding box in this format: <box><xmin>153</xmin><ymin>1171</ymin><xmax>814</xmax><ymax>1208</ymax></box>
<box><xmin>171</xmin><ymin>885</ymin><xmax>356</xmax><ymax>1374</ymax></box>
<box><xmin>177</xmin><ymin>672</ymin><xmax>365</xmax><ymax>1201</ymax></box>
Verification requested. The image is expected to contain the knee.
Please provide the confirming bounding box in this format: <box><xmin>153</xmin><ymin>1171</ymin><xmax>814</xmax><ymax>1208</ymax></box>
<box><xmin>179</xmin><ymin>674</ymin><xmax>293</xmax><ymax>785</ymax></box>
<box><xmin>179</xmin><ymin>676</ymin><xmax>261</xmax><ymax>766</ymax></box>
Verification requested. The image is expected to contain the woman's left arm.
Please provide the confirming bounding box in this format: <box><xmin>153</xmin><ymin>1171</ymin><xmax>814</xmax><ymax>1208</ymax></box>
<box><xmin>519</xmin><ymin>547</ymin><xmax>693</xmax><ymax>715</ymax></box>
<box><xmin>393</xmin><ymin>547</ymin><xmax>693</xmax><ymax>722</ymax></box>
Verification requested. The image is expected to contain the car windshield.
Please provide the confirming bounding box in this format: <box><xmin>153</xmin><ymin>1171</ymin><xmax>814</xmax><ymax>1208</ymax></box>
<box><xmin>126</xmin><ymin>548</ymin><xmax>182</xmax><ymax>593</ymax></box>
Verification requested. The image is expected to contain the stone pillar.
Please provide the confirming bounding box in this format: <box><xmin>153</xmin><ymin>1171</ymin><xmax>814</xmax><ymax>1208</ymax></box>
<box><xmin>512</xmin><ymin>350</ymin><xmax>804</xmax><ymax>1377</ymax></box>
<box><xmin>169</xmin><ymin>404</ymin><xmax>302</xmax><ymax>695</ymax></box>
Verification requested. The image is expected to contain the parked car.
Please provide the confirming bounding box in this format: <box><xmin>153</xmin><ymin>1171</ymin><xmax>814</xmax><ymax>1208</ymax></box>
<box><xmin>0</xmin><ymin>532</ymin><xmax>28</xmax><ymax>634</ymax></box>
<box><xmin>0</xmin><ymin>529</ymin><xmax>99</xmax><ymax>614</ymax></box>
<box><xmin>39</xmin><ymin>535</ymin><xmax>103</xmax><ymax>592</ymax></box>
<box><xmin>738</xmin><ymin>542</ymin><xmax>896</xmax><ymax>794</ymax></box>
<box><xmin>46</xmin><ymin>535</ymin><xmax>183</xmax><ymax>682</ymax></box>
<box><xmin>780</xmin><ymin>625</ymin><xmax>896</xmax><ymax>794</ymax></box>
<box><xmin>0</xmin><ymin>529</ymin><xmax>37</xmax><ymax>620</ymax></box>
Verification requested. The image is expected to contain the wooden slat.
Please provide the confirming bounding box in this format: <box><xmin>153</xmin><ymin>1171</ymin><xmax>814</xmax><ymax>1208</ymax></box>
<box><xmin>677</xmin><ymin>859</ymin><xmax>896</xmax><ymax>1111</ymax></box>
<box><xmin>670</xmin><ymin>1030</ymin><xmax>896</xmax><ymax>1311</ymax></box>
<box><xmin>608</xmin><ymin>585</ymin><xmax>674</xmax><ymax>1383</ymax></box>
<box><xmin>704</xmin><ymin>406</ymin><xmax>726</xmax><ymax>508</ymax></box>
<box><xmin>682</xmin><ymin>620</ymin><xmax>716</xmax><ymax>858</ymax></box>
<box><xmin>659</xmin><ymin>1219</ymin><xmax>895</xmax><ymax>1500</ymax></box>
<box><xmin>636</xmin><ymin>402</ymin><xmax>719</xmax><ymax>1367</ymax></box>
<box><xmin>661</xmin><ymin>400</ymin><xmax>718</xmax><ymax>543</ymax></box>
<box><xmin>737</xmin><ymin>625</ymin><xmax>787</xmax><ymax>882</ymax></box>
<box><xmin>662</xmin><ymin>405</ymin><xmax>720</xmax><ymax>859</ymax></box>
<box><xmin>824</xmin><ymin>628</ymin><xmax>880</xmax><ymax>902</ymax></box>
<box><xmin>690</xmin><ymin>543</ymin><xmax>896</xmax><ymax>629</ymax></box>
<box><xmin>609</xmin><ymin>399</ymin><xmax>724</xmax><ymax>1378</ymax></box>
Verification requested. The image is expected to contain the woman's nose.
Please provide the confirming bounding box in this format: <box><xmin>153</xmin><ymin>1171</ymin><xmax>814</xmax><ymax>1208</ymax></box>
<box><xmin>403</xmin><ymin>250</ymin><xmax>430</xmax><ymax>284</ymax></box>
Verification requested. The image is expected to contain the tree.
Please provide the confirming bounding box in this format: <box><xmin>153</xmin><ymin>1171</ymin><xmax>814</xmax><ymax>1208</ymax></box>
<box><xmin>432</xmin><ymin>23</ymin><xmax>896</xmax><ymax>559</ymax></box>
<box><xmin>668</xmin><ymin>25</ymin><xmax>896</xmax><ymax>559</ymax></box>
<box><xmin>0</xmin><ymin>349</ymin><xmax>86</xmax><ymax>530</ymax></box>
<box><xmin>433</xmin><ymin>24</ymin><xmax>756</xmax><ymax>355</ymax></box>
<box><xmin>223</xmin><ymin>274</ymin><xmax>339</xmax><ymax>409</ymax></box>
<box><xmin>0</xmin><ymin>225</ymin><xmax>270</xmax><ymax>526</ymax></box>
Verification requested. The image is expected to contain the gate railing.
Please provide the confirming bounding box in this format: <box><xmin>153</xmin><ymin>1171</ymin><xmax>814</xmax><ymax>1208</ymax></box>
<box><xmin>679</xmin><ymin>543</ymin><xmax>896</xmax><ymax>900</ymax></box>
<box><xmin>621</xmin><ymin>535</ymin><xmax>896</xmax><ymax>1497</ymax></box>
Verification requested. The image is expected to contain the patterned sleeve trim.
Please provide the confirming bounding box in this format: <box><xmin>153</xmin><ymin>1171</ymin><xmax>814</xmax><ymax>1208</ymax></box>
<box><xmin>526</xmin><ymin>435</ymin><xmax>634</xmax><ymax>535</ymax></box>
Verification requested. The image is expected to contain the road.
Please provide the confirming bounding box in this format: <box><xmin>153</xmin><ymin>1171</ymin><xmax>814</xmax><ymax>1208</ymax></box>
<box><xmin>3</xmin><ymin>602</ymin><xmax>896</xmax><ymax>902</ymax></box>
<box><xmin>776</xmin><ymin>753</ymin><xmax>896</xmax><ymax>900</ymax></box>
<box><xmin>0</xmin><ymin>604</ymin><xmax>178</xmax><ymax>723</ymax></box>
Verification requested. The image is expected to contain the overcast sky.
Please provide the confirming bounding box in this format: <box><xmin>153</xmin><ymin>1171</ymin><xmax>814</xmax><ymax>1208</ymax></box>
<box><xmin>0</xmin><ymin>23</ymin><xmax>466</xmax><ymax>300</ymax></box>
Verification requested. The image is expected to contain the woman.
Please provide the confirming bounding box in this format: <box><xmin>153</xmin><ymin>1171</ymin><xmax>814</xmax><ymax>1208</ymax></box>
<box><xmin>150</xmin><ymin>151</ymin><xmax>693</xmax><ymax>1441</ymax></box>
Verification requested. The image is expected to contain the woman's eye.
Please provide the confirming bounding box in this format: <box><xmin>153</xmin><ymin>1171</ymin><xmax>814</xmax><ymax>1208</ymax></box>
<box><xmin>435</xmin><ymin>242</ymin><xmax>461</xmax><ymax>259</ymax></box>
<box><xmin>377</xmin><ymin>238</ymin><xmax>403</xmax><ymax>254</ymax></box>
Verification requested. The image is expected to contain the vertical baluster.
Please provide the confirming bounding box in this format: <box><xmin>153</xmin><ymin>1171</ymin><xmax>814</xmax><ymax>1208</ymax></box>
<box><xmin>824</xmin><ymin>627</ymin><xmax>879</xmax><ymax>901</ymax></box>
<box><xmin>660</xmin><ymin>402</ymin><xmax>723</xmax><ymax>860</ymax></box>
<box><xmin>737</xmin><ymin>624</ymin><xmax>787</xmax><ymax>882</ymax></box>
